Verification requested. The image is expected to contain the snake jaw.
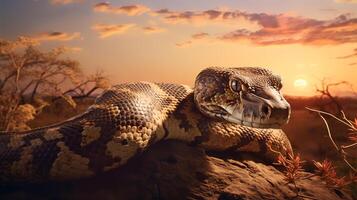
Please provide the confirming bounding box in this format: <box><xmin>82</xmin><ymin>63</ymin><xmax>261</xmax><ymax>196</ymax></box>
<box><xmin>209</xmin><ymin>88</ymin><xmax>289</xmax><ymax>129</ymax></box>
<box><xmin>222</xmin><ymin>92</ymin><xmax>290</xmax><ymax>129</ymax></box>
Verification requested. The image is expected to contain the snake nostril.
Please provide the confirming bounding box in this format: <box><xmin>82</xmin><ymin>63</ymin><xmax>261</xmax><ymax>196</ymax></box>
<box><xmin>272</xmin><ymin>108</ymin><xmax>290</xmax><ymax>120</ymax></box>
<box><xmin>261</xmin><ymin>105</ymin><xmax>270</xmax><ymax>117</ymax></box>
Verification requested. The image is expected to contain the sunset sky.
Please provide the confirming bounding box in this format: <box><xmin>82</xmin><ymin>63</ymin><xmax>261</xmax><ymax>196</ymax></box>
<box><xmin>1</xmin><ymin>0</ymin><xmax>357</xmax><ymax>96</ymax></box>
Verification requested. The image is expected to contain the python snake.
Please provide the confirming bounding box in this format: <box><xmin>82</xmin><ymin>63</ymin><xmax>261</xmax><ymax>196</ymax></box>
<box><xmin>0</xmin><ymin>67</ymin><xmax>292</xmax><ymax>182</ymax></box>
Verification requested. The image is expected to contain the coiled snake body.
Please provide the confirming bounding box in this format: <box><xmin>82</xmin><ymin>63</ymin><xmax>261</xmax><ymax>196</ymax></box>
<box><xmin>0</xmin><ymin>67</ymin><xmax>292</xmax><ymax>182</ymax></box>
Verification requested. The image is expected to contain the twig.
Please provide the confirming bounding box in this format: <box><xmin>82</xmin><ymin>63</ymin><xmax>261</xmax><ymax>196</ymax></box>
<box><xmin>342</xmin><ymin>157</ymin><xmax>356</xmax><ymax>172</ymax></box>
<box><xmin>306</xmin><ymin>107</ymin><xmax>356</xmax><ymax>172</ymax></box>
<box><xmin>341</xmin><ymin>111</ymin><xmax>354</xmax><ymax>127</ymax></box>
<box><xmin>306</xmin><ymin>108</ymin><xmax>352</xmax><ymax>128</ymax></box>
<box><xmin>318</xmin><ymin>113</ymin><xmax>339</xmax><ymax>151</ymax></box>
<box><xmin>342</xmin><ymin>143</ymin><xmax>357</xmax><ymax>149</ymax></box>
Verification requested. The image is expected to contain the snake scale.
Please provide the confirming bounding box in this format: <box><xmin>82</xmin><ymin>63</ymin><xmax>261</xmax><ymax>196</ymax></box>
<box><xmin>0</xmin><ymin>67</ymin><xmax>292</xmax><ymax>182</ymax></box>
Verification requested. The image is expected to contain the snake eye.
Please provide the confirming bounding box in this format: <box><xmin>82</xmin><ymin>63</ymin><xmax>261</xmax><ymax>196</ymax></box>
<box><xmin>230</xmin><ymin>80</ymin><xmax>241</xmax><ymax>92</ymax></box>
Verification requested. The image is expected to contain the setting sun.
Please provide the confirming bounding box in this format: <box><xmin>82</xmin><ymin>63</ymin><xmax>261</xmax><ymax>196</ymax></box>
<box><xmin>294</xmin><ymin>79</ymin><xmax>308</xmax><ymax>88</ymax></box>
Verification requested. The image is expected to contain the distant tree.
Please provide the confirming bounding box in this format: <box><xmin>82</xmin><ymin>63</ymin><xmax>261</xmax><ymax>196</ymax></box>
<box><xmin>315</xmin><ymin>78</ymin><xmax>356</xmax><ymax>116</ymax></box>
<box><xmin>0</xmin><ymin>37</ymin><xmax>82</xmax><ymax>101</ymax></box>
<box><xmin>0</xmin><ymin>37</ymin><xmax>110</xmax><ymax>131</ymax></box>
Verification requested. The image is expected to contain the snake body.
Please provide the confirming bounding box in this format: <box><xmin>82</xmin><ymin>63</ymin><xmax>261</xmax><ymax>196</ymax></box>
<box><xmin>0</xmin><ymin>67</ymin><xmax>292</xmax><ymax>182</ymax></box>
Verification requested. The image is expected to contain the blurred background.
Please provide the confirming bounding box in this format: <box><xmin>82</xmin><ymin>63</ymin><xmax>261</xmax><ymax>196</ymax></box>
<box><xmin>0</xmin><ymin>0</ymin><xmax>356</xmax><ymax>196</ymax></box>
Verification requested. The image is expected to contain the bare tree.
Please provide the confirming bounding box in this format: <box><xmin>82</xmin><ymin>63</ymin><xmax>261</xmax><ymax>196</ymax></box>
<box><xmin>0</xmin><ymin>37</ymin><xmax>111</xmax><ymax>131</ymax></box>
<box><xmin>315</xmin><ymin>78</ymin><xmax>356</xmax><ymax>115</ymax></box>
<box><xmin>0</xmin><ymin>37</ymin><xmax>82</xmax><ymax>101</ymax></box>
<box><xmin>59</xmin><ymin>71</ymin><xmax>110</xmax><ymax>100</ymax></box>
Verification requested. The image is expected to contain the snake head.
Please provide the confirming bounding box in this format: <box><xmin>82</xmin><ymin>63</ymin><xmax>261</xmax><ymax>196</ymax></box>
<box><xmin>194</xmin><ymin>67</ymin><xmax>290</xmax><ymax>129</ymax></box>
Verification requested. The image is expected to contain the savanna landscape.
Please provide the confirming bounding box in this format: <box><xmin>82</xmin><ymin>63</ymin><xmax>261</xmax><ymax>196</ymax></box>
<box><xmin>1</xmin><ymin>0</ymin><xmax>357</xmax><ymax>199</ymax></box>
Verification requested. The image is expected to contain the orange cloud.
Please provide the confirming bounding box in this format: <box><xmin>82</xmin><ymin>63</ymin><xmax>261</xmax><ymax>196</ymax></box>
<box><xmin>93</xmin><ymin>2</ymin><xmax>150</xmax><ymax>16</ymax></box>
<box><xmin>31</xmin><ymin>32</ymin><xmax>81</xmax><ymax>41</ymax></box>
<box><xmin>337</xmin><ymin>48</ymin><xmax>357</xmax><ymax>59</ymax></box>
<box><xmin>175</xmin><ymin>32</ymin><xmax>210</xmax><ymax>47</ymax></box>
<box><xmin>92</xmin><ymin>24</ymin><xmax>135</xmax><ymax>38</ymax></box>
<box><xmin>175</xmin><ymin>41</ymin><xmax>192</xmax><ymax>48</ymax></box>
<box><xmin>192</xmin><ymin>32</ymin><xmax>209</xmax><ymax>39</ymax></box>
<box><xmin>219</xmin><ymin>14</ymin><xmax>357</xmax><ymax>45</ymax></box>
<box><xmin>50</xmin><ymin>0</ymin><xmax>84</xmax><ymax>5</ymax></box>
<box><xmin>142</xmin><ymin>26</ymin><xmax>166</xmax><ymax>34</ymax></box>
<box><xmin>154</xmin><ymin>9</ymin><xmax>244</xmax><ymax>24</ymax></box>
<box><xmin>154</xmin><ymin>8</ymin><xmax>357</xmax><ymax>46</ymax></box>
<box><xmin>337</xmin><ymin>48</ymin><xmax>357</xmax><ymax>66</ymax></box>
<box><xmin>335</xmin><ymin>0</ymin><xmax>357</xmax><ymax>3</ymax></box>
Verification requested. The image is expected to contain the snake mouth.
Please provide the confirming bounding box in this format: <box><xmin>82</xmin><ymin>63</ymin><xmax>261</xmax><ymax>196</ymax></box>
<box><xmin>201</xmin><ymin>89</ymin><xmax>291</xmax><ymax>129</ymax></box>
<box><xmin>202</xmin><ymin>103</ymin><xmax>289</xmax><ymax>129</ymax></box>
<box><xmin>222</xmin><ymin>91</ymin><xmax>290</xmax><ymax>129</ymax></box>
<box><xmin>210</xmin><ymin>108</ymin><xmax>288</xmax><ymax>129</ymax></box>
<box><xmin>222</xmin><ymin>114</ymin><xmax>284</xmax><ymax>129</ymax></box>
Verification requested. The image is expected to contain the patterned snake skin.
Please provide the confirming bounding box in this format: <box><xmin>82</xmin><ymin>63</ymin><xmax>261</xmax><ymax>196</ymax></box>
<box><xmin>0</xmin><ymin>67</ymin><xmax>292</xmax><ymax>182</ymax></box>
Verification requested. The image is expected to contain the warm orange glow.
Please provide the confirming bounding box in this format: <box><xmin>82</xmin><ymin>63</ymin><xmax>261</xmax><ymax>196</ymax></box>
<box><xmin>294</xmin><ymin>79</ymin><xmax>308</xmax><ymax>88</ymax></box>
<box><xmin>1</xmin><ymin>1</ymin><xmax>356</xmax><ymax>97</ymax></box>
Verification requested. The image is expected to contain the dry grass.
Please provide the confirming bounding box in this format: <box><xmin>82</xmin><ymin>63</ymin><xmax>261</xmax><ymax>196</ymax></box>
<box><xmin>277</xmin><ymin>104</ymin><xmax>357</xmax><ymax>198</ymax></box>
<box><xmin>0</xmin><ymin>93</ymin><xmax>37</xmax><ymax>132</ymax></box>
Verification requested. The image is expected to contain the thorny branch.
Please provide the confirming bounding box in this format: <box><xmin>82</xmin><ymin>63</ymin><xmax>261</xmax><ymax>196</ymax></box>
<box><xmin>306</xmin><ymin>107</ymin><xmax>357</xmax><ymax>172</ymax></box>
<box><xmin>315</xmin><ymin>79</ymin><xmax>357</xmax><ymax>115</ymax></box>
<box><xmin>270</xmin><ymin>108</ymin><xmax>357</xmax><ymax>197</ymax></box>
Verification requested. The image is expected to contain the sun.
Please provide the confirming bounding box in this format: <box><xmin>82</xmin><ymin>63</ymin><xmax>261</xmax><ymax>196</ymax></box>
<box><xmin>294</xmin><ymin>79</ymin><xmax>308</xmax><ymax>88</ymax></box>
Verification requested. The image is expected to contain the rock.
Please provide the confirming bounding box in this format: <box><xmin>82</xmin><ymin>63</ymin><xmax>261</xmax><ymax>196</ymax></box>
<box><xmin>0</xmin><ymin>141</ymin><xmax>351</xmax><ymax>200</ymax></box>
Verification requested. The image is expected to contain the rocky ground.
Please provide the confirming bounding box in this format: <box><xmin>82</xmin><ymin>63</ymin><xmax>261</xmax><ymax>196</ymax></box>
<box><xmin>0</xmin><ymin>141</ymin><xmax>352</xmax><ymax>200</ymax></box>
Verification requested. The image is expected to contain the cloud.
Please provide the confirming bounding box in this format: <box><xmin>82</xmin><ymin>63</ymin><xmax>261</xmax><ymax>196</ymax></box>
<box><xmin>337</xmin><ymin>48</ymin><xmax>357</xmax><ymax>59</ymax></box>
<box><xmin>320</xmin><ymin>8</ymin><xmax>339</xmax><ymax>12</ymax></box>
<box><xmin>192</xmin><ymin>32</ymin><xmax>209</xmax><ymax>39</ymax></box>
<box><xmin>142</xmin><ymin>26</ymin><xmax>166</xmax><ymax>34</ymax></box>
<box><xmin>92</xmin><ymin>4</ymin><xmax>357</xmax><ymax>46</ymax></box>
<box><xmin>335</xmin><ymin>0</ymin><xmax>357</xmax><ymax>3</ymax></box>
<box><xmin>153</xmin><ymin>8</ymin><xmax>244</xmax><ymax>24</ymax></box>
<box><xmin>175</xmin><ymin>40</ymin><xmax>192</xmax><ymax>48</ymax></box>
<box><xmin>337</xmin><ymin>48</ymin><xmax>357</xmax><ymax>66</ymax></box>
<box><xmin>50</xmin><ymin>0</ymin><xmax>84</xmax><ymax>5</ymax></box>
<box><xmin>93</xmin><ymin>2</ymin><xmax>150</xmax><ymax>16</ymax></box>
<box><xmin>175</xmin><ymin>32</ymin><xmax>210</xmax><ymax>48</ymax></box>
<box><xmin>92</xmin><ymin>24</ymin><xmax>135</xmax><ymax>38</ymax></box>
<box><xmin>153</xmin><ymin>8</ymin><xmax>275</xmax><ymax>26</ymax></box>
<box><xmin>153</xmin><ymin>7</ymin><xmax>357</xmax><ymax>46</ymax></box>
<box><xmin>219</xmin><ymin>14</ymin><xmax>357</xmax><ymax>45</ymax></box>
<box><xmin>31</xmin><ymin>32</ymin><xmax>81</xmax><ymax>41</ymax></box>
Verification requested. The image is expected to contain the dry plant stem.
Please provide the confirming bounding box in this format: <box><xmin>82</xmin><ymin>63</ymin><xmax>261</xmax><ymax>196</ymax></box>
<box><xmin>342</xmin><ymin>143</ymin><xmax>357</xmax><ymax>149</ymax></box>
<box><xmin>341</xmin><ymin>111</ymin><xmax>354</xmax><ymax>127</ymax></box>
<box><xmin>306</xmin><ymin>107</ymin><xmax>357</xmax><ymax>172</ymax></box>
<box><xmin>318</xmin><ymin>114</ymin><xmax>356</xmax><ymax>171</ymax></box>
<box><xmin>306</xmin><ymin>108</ymin><xmax>352</xmax><ymax>128</ymax></box>
<box><xmin>319</xmin><ymin>113</ymin><xmax>339</xmax><ymax>151</ymax></box>
<box><xmin>343</xmin><ymin>159</ymin><xmax>356</xmax><ymax>172</ymax></box>
<box><xmin>268</xmin><ymin>146</ymin><xmax>317</xmax><ymax>200</ymax></box>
